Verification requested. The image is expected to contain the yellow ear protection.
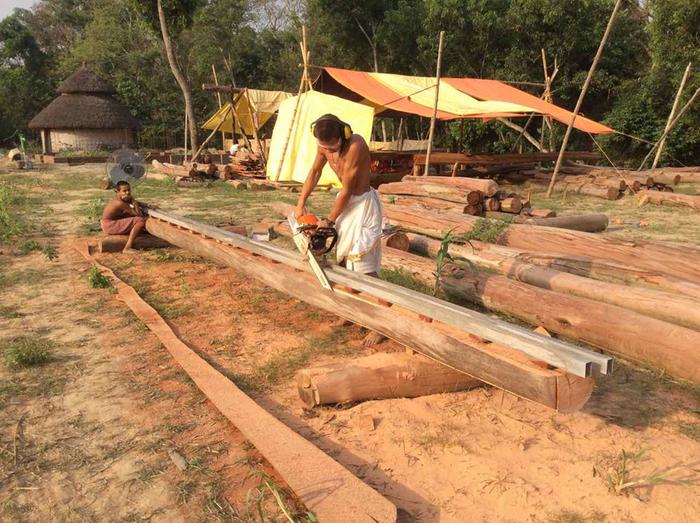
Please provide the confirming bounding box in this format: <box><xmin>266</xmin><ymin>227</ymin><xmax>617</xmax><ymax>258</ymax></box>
<box><xmin>310</xmin><ymin>114</ymin><xmax>352</xmax><ymax>141</ymax></box>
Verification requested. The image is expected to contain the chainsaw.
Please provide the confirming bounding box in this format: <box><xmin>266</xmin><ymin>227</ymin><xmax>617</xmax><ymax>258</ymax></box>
<box><xmin>287</xmin><ymin>214</ymin><xmax>338</xmax><ymax>291</ymax></box>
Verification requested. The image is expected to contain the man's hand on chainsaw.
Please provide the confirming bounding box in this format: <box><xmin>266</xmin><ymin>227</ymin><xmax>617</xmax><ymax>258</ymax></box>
<box><xmin>316</xmin><ymin>218</ymin><xmax>330</xmax><ymax>229</ymax></box>
<box><xmin>294</xmin><ymin>205</ymin><xmax>307</xmax><ymax>219</ymax></box>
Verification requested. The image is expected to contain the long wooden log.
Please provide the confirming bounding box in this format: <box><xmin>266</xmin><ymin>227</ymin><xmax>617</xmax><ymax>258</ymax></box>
<box><xmin>402</xmin><ymin>175</ymin><xmax>498</xmax><ymax>197</ymax></box>
<box><xmin>440</xmin><ymin>267</ymin><xmax>700</xmax><ymax>384</ymax></box>
<box><xmin>145</xmin><ymin>216</ymin><xmax>594</xmax><ymax>411</ymax></box>
<box><xmin>378</xmin><ymin>181</ymin><xmax>474</xmax><ymax>204</ymax></box>
<box><xmin>403</xmin><ymin>232</ymin><xmax>700</xmax><ymax>299</ymax></box>
<box><xmin>383</xmin><ymin>204</ymin><xmax>700</xmax><ymax>283</ymax></box>
<box><xmin>525</xmin><ymin>208</ymin><xmax>556</xmax><ymax>218</ymax></box>
<box><xmin>189</xmin><ymin>204</ymin><xmax>610</xmax><ymax>377</ymax></box>
<box><xmin>637</xmin><ymin>190</ymin><xmax>700</xmax><ymax>210</ymax></box>
<box><xmin>381</xmin><ymin>247</ymin><xmax>700</xmax><ymax>382</ymax></box>
<box><xmin>485</xmin><ymin>212</ymin><xmax>609</xmax><ymax>233</ymax></box>
<box><xmin>380</xmin><ymin>194</ymin><xmax>460</xmax><ymax>212</ymax></box>
<box><xmin>404</xmin><ymin>234</ymin><xmax>700</xmax><ymax>331</ymax></box>
<box><xmin>296</xmin><ymin>352</ymin><xmax>482</xmax><ymax>407</ymax></box>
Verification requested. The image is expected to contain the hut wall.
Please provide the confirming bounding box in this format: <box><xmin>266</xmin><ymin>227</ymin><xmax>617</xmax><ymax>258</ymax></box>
<box><xmin>49</xmin><ymin>128</ymin><xmax>135</xmax><ymax>152</ymax></box>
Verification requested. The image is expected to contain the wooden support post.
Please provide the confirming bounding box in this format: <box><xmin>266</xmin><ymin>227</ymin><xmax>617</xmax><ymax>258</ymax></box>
<box><xmin>546</xmin><ymin>0</ymin><xmax>623</xmax><ymax>198</ymax></box>
<box><xmin>274</xmin><ymin>26</ymin><xmax>310</xmax><ymax>182</ymax></box>
<box><xmin>423</xmin><ymin>30</ymin><xmax>445</xmax><ymax>176</ymax></box>
<box><xmin>651</xmin><ymin>62</ymin><xmax>691</xmax><ymax>170</ymax></box>
<box><xmin>243</xmin><ymin>88</ymin><xmax>267</xmax><ymax>168</ymax></box>
<box><xmin>211</xmin><ymin>64</ymin><xmax>227</xmax><ymax>151</ymax></box>
<box><xmin>190</xmin><ymin>104</ymin><xmax>233</xmax><ymax>163</ymax></box>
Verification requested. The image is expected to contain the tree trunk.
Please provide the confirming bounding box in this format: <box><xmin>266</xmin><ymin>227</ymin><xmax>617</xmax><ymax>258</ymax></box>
<box><xmin>402</xmin><ymin>233</ymin><xmax>700</xmax><ymax>331</ymax></box>
<box><xmin>145</xmin><ymin>214</ymin><xmax>594</xmax><ymax>411</ymax></box>
<box><xmin>440</xmin><ymin>267</ymin><xmax>700</xmax><ymax>384</ymax></box>
<box><xmin>499</xmin><ymin>197</ymin><xmax>522</xmax><ymax>213</ymax></box>
<box><xmin>296</xmin><ymin>352</ymin><xmax>482</xmax><ymax>407</ymax></box>
<box><xmin>402</xmin><ymin>175</ymin><xmax>499</xmax><ymax>197</ymax></box>
<box><xmin>637</xmin><ymin>190</ymin><xmax>700</xmax><ymax>210</ymax></box>
<box><xmin>485</xmin><ymin>212</ymin><xmax>608</xmax><ymax>232</ymax></box>
<box><xmin>379</xmin><ymin>181</ymin><xmax>474</xmax><ymax>204</ymax></box>
<box><xmin>381</xmin><ymin>247</ymin><xmax>700</xmax><ymax>382</ymax></box>
<box><xmin>157</xmin><ymin>0</ymin><xmax>198</xmax><ymax>154</ymax></box>
<box><xmin>382</xmin><ymin>204</ymin><xmax>700</xmax><ymax>283</ymax></box>
<box><xmin>381</xmin><ymin>194</ymin><xmax>462</xmax><ymax>212</ymax></box>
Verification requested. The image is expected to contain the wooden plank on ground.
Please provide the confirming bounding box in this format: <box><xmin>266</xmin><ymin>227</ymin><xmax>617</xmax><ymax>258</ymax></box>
<box><xmin>73</xmin><ymin>244</ymin><xmax>397</xmax><ymax>523</ymax></box>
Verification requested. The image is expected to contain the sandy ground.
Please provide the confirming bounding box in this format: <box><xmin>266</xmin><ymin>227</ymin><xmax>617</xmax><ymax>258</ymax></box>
<box><xmin>1</xmin><ymin>163</ymin><xmax>699</xmax><ymax>522</ymax></box>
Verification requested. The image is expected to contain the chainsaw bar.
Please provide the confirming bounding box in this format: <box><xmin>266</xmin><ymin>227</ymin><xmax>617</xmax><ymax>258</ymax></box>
<box><xmin>287</xmin><ymin>215</ymin><xmax>334</xmax><ymax>292</ymax></box>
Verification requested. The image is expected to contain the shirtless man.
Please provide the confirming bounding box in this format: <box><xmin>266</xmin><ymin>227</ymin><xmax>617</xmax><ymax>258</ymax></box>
<box><xmin>101</xmin><ymin>181</ymin><xmax>146</xmax><ymax>254</ymax></box>
<box><xmin>294</xmin><ymin>114</ymin><xmax>385</xmax><ymax>345</ymax></box>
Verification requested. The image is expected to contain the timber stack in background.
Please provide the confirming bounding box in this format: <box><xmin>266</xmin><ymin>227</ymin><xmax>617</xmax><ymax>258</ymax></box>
<box><xmin>379</xmin><ymin>175</ymin><xmax>610</xmax><ymax>233</ymax></box>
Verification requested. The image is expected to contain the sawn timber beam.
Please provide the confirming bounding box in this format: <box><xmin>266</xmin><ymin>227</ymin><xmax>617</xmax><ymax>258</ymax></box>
<box><xmin>146</xmin><ymin>208</ymin><xmax>611</xmax><ymax>380</ymax></box>
<box><xmin>144</xmin><ymin>213</ymin><xmax>594</xmax><ymax>412</ymax></box>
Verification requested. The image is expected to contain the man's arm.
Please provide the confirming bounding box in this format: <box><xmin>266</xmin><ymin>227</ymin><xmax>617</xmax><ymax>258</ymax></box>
<box><xmin>295</xmin><ymin>151</ymin><xmax>327</xmax><ymax>217</ymax></box>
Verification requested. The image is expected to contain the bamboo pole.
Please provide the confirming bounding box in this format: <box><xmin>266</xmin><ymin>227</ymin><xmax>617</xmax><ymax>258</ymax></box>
<box><xmin>650</xmin><ymin>62</ymin><xmax>692</xmax><ymax>170</ymax></box>
<box><xmin>211</xmin><ymin>64</ymin><xmax>227</xmax><ymax>151</ymax></box>
<box><xmin>638</xmin><ymin>85</ymin><xmax>700</xmax><ymax>171</ymax></box>
<box><xmin>423</xmin><ymin>30</ymin><xmax>445</xmax><ymax>176</ymax></box>
<box><xmin>546</xmin><ymin>0</ymin><xmax>623</xmax><ymax>198</ymax></box>
<box><xmin>273</xmin><ymin>26</ymin><xmax>309</xmax><ymax>182</ymax></box>
<box><xmin>244</xmin><ymin>88</ymin><xmax>267</xmax><ymax>168</ymax></box>
<box><xmin>190</xmin><ymin>103</ymin><xmax>233</xmax><ymax>163</ymax></box>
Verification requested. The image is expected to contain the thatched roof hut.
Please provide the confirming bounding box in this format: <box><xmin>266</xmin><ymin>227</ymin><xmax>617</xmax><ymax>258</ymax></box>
<box><xmin>29</xmin><ymin>67</ymin><xmax>139</xmax><ymax>154</ymax></box>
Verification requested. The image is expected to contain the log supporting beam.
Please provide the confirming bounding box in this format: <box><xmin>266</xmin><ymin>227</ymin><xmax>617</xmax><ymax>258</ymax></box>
<box><xmin>144</xmin><ymin>210</ymin><xmax>597</xmax><ymax>411</ymax></box>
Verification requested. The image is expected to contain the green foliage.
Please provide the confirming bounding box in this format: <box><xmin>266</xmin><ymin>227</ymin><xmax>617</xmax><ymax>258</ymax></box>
<box><xmin>0</xmin><ymin>0</ymin><xmax>697</xmax><ymax>162</ymax></box>
<box><xmin>87</xmin><ymin>266</ymin><xmax>113</xmax><ymax>289</ymax></box>
<box><xmin>463</xmin><ymin>217</ymin><xmax>512</xmax><ymax>243</ymax></box>
<box><xmin>3</xmin><ymin>336</ymin><xmax>52</xmax><ymax>369</ymax></box>
<box><xmin>0</xmin><ymin>184</ymin><xmax>27</xmax><ymax>242</ymax></box>
<box><xmin>379</xmin><ymin>267</ymin><xmax>432</xmax><ymax>295</ymax></box>
<box><xmin>595</xmin><ymin>448</ymin><xmax>700</xmax><ymax>495</ymax></box>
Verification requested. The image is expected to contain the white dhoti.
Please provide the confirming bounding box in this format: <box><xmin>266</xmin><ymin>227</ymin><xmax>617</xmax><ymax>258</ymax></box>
<box><xmin>335</xmin><ymin>188</ymin><xmax>383</xmax><ymax>274</ymax></box>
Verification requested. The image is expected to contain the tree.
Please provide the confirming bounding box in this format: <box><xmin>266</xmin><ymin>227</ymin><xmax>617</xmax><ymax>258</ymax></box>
<box><xmin>155</xmin><ymin>0</ymin><xmax>199</xmax><ymax>153</ymax></box>
<box><xmin>0</xmin><ymin>9</ymin><xmax>53</xmax><ymax>145</ymax></box>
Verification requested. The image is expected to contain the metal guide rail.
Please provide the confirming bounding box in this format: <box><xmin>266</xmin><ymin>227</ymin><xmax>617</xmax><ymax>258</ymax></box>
<box><xmin>147</xmin><ymin>208</ymin><xmax>613</xmax><ymax>378</ymax></box>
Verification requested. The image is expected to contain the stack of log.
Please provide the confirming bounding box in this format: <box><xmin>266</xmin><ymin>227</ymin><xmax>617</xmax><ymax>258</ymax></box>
<box><xmin>520</xmin><ymin>164</ymin><xmax>695</xmax><ymax>198</ymax></box>
<box><xmin>379</xmin><ymin>176</ymin><xmax>535</xmax><ymax>217</ymax></box>
<box><xmin>375</xmin><ymin>204</ymin><xmax>700</xmax><ymax>384</ymax></box>
<box><xmin>266</xmin><ymin>201</ymin><xmax>700</xmax><ymax>386</ymax></box>
<box><xmin>377</xmin><ymin>175</ymin><xmax>609</xmax><ymax>232</ymax></box>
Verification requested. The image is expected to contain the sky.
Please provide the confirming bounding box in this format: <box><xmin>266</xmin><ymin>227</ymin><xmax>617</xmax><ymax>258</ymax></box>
<box><xmin>0</xmin><ymin>0</ymin><xmax>36</xmax><ymax>21</ymax></box>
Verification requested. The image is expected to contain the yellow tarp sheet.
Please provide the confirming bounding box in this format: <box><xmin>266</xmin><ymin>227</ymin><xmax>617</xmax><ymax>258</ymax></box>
<box><xmin>202</xmin><ymin>89</ymin><xmax>292</xmax><ymax>136</ymax></box>
<box><xmin>266</xmin><ymin>91</ymin><xmax>374</xmax><ymax>188</ymax></box>
<box><xmin>369</xmin><ymin>72</ymin><xmax>536</xmax><ymax>117</ymax></box>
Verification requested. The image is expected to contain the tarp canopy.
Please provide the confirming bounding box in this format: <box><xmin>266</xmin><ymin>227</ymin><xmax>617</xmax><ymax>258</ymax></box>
<box><xmin>314</xmin><ymin>67</ymin><xmax>613</xmax><ymax>134</ymax></box>
<box><xmin>202</xmin><ymin>89</ymin><xmax>292</xmax><ymax>136</ymax></box>
<box><xmin>266</xmin><ymin>91</ymin><xmax>374</xmax><ymax>188</ymax></box>
<box><xmin>444</xmin><ymin>78</ymin><xmax>612</xmax><ymax>134</ymax></box>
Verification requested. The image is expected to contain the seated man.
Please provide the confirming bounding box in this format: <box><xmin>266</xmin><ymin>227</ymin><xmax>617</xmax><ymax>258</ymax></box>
<box><xmin>101</xmin><ymin>181</ymin><xmax>146</xmax><ymax>254</ymax></box>
<box><xmin>295</xmin><ymin>114</ymin><xmax>385</xmax><ymax>346</ymax></box>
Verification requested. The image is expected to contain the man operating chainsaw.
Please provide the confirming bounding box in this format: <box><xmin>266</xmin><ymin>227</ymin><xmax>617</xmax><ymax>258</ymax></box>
<box><xmin>294</xmin><ymin>113</ymin><xmax>386</xmax><ymax>346</ymax></box>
